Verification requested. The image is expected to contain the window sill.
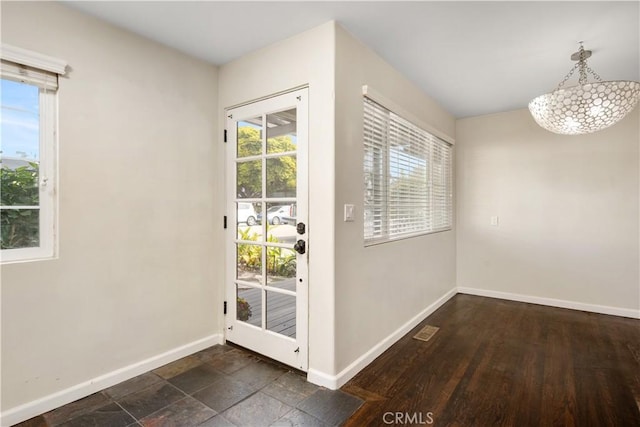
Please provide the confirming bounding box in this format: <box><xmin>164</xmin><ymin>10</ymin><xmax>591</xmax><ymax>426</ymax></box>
<box><xmin>365</xmin><ymin>227</ymin><xmax>453</xmax><ymax>247</ymax></box>
<box><xmin>1</xmin><ymin>249</ymin><xmax>57</xmax><ymax>264</ymax></box>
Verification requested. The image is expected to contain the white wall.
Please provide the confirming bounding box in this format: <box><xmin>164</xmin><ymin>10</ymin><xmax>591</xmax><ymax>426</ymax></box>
<box><xmin>217</xmin><ymin>22</ymin><xmax>337</xmax><ymax>380</ymax></box>
<box><xmin>456</xmin><ymin>108</ymin><xmax>640</xmax><ymax>316</ymax></box>
<box><xmin>333</xmin><ymin>26</ymin><xmax>457</xmax><ymax>382</ymax></box>
<box><xmin>1</xmin><ymin>2</ymin><xmax>220</xmax><ymax>422</ymax></box>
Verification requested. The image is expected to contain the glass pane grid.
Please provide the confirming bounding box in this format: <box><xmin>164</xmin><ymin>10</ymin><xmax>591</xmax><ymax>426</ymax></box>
<box><xmin>234</xmin><ymin>106</ymin><xmax>298</xmax><ymax>338</ymax></box>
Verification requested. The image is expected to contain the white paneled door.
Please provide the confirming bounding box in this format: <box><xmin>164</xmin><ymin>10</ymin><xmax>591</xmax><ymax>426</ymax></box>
<box><xmin>225</xmin><ymin>88</ymin><xmax>308</xmax><ymax>371</ymax></box>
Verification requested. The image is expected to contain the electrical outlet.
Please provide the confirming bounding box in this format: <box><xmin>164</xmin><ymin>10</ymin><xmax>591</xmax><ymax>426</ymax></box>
<box><xmin>491</xmin><ymin>216</ymin><xmax>499</xmax><ymax>226</ymax></box>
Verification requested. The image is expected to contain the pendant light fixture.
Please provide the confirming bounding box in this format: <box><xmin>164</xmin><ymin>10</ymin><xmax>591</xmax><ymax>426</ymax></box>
<box><xmin>529</xmin><ymin>43</ymin><xmax>640</xmax><ymax>135</ymax></box>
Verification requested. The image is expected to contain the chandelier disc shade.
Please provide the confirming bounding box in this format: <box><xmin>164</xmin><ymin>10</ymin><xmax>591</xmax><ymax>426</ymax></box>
<box><xmin>529</xmin><ymin>43</ymin><xmax>640</xmax><ymax>135</ymax></box>
<box><xmin>529</xmin><ymin>80</ymin><xmax>640</xmax><ymax>135</ymax></box>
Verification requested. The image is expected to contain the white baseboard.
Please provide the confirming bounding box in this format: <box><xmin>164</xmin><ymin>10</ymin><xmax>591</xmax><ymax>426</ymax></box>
<box><xmin>306</xmin><ymin>368</ymin><xmax>337</xmax><ymax>390</ymax></box>
<box><xmin>307</xmin><ymin>286</ymin><xmax>639</xmax><ymax>390</ymax></box>
<box><xmin>307</xmin><ymin>287</ymin><xmax>457</xmax><ymax>390</ymax></box>
<box><xmin>1</xmin><ymin>334</ymin><xmax>223</xmax><ymax>427</ymax></box>
<box><xmin>457</xmin><ymin>287</ymin><xmax>640</xmax><ymax>319</ymax></box>
<box><xmin>9</xmin><ymin>287</ymin><xmax>632</xmax><ymax>424</ymax></box>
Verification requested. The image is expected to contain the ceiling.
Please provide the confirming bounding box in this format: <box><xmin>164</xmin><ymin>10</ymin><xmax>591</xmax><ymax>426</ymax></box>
<box><xmin>63</xmin><ymin>1</ymin><xmax>639</xmax><ymax>118</ymax></box>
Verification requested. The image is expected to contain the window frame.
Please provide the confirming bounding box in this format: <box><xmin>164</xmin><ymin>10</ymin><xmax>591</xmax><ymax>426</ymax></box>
<box><xmin>1</xmin><ymin>45</ymin><xmax>65</xmax><ymax>263</ymax></box>
<box><xmin>363</xmin><ymin>94</ymin><xmax>453</xmax><ymax>246</ymax></box>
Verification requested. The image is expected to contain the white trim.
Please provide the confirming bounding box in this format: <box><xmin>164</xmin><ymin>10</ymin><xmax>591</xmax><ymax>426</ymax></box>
<box><xmin>1</xmin><ymin>44</ymin><xmax>67</xmax><ymax>75</ymax></box>
<box><xmin>457</xmin><ymin>287</ymin><xmax>640</xmax><ymax>319</ymax></box>
<box><xmin>225</xmin><ymin>84</ymin><xmax>309</xmax><ymax>111</ymax></box>
<box><xmin>0</xmin><ymin>334</ymin><xmax>223</xmax><ymax>426</ymax></box>
<box><xmin>306</xmin><ymin>287</ymin><xmax>457</xmax><ymax>390</ymax></box>
<box><xmin>306</xmin><ymin>286</ymin><xmax>639</xmax><ymax>392</ymax></box>
<box><xmin>362</xmin><ymin>85</ymin><xmax>454</xmax><ymax>145</ymax></box>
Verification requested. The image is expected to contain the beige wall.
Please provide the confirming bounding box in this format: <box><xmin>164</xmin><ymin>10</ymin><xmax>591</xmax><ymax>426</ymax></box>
<box><xmin>333</xmin><ymin>26</ymin><xmax>457</xmax><ymax>377</ymax></box>
<box><xmin>219</xmin><ymin>23</ymin><xmax>458</xmax><ymax>385</ymax></box>
<box><xmin>1</xmin><ymin>1</ymin><xmax>220</xmax><ymax>415</ymax></box>
<box><xmin>456</xmin><ymin>108</ymin><xmax>639</xmax><ymax>313</ymax></box>
<box><xmin>6</xmin><ymin>2</ymin><xmax>634</xmax><ymax>420</ymax></box>
<box><xmin>218</xmin><ymin>22</ymin><xmax>337</xmax><ymax>378</ymax></box>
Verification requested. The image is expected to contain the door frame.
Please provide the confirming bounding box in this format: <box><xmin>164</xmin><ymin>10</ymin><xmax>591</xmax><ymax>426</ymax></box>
<box><xmin>224</xmin><ymin>87</ymin><xmax>309</xmax><ymax>371</ymax></box>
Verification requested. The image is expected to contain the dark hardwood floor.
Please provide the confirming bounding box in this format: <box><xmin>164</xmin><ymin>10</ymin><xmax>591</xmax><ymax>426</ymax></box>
<box><xmin>342</xmin><ymin>294</ymin><xmax>640</xmax><ymax>427</ymax></box>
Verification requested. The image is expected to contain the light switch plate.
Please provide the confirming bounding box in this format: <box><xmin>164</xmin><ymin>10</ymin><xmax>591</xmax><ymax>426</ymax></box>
<box><xmin>344</xmin><ymin>204</ymin><xmax>355</xmax><ymax>222</ymax></box>
<box><xmin>491</xmin><ymin>216</ymin><xmax>499</xmax><ymax>226</ymax></box>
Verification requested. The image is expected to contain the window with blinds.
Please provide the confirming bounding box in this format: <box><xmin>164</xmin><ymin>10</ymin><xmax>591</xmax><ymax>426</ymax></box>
<box><xmin>1</xmin><ymin>45</ymin><xmax>65</xmax><ymax>262</ymax></box>
<box><xmin>363</xmin><ymin>97</ymin><xmax>452</xmax><ymax>245</ymax></box>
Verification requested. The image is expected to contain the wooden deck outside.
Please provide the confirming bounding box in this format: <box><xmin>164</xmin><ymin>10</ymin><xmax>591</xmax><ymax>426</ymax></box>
<box><xmin>238</xmin><ymin>279</ymin><xmax>296</xmax><ymax>338</ymax></box>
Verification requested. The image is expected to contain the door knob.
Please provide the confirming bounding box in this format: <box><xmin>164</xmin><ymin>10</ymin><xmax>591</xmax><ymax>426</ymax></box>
<box><xmin>293</xmin><ymin>240</ymin><xmax>306</xmax><ymax>255</ymax></box>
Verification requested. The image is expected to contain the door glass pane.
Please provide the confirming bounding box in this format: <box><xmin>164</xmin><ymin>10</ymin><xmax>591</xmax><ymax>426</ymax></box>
<box><xmin>237</xmin><ymin>285</ymin><xmax>261</xmax><ymax>327</ymax></box>
<box><xmin>266</xmin><ymin>291</ymin><xmax>296</xmax><ymax>338</ymax></box>
<box><xmin>237</xmin><ymin>202</ymin><xmax>261</xmax><ymax>240</ymax></box>
<box><xmin>266</xmin><ymin>156</ymin><xmax>296</xmax><ymax>198</ymax></box>
<box><xmin>267</xmin><ymin>223</ymin><xmax>296</xmax><ymax>245</ymax></box>
<box><xmin>266</xmin><ymin>247</ymin><xmax>296</xmax><ymax>289</ymax></box>
<box><xmin>267</xmin><ymin>109</ymin><xmax>296</xmax><ymax>154</ymax></box>
<box><xmin>1</xmin><ymin>208</ymin><xmax>39</xmax><ymax>249</ymax></box>
<box><xmin>237</xmin><ymin>160</ymin><xmax>261</xmax><ymax>198</ymax></box>
<box><xmin>237</xmin><ymin>118</ymin><xmax>262</xmax><ymax>158</ymax></box>
<box><xmin>237</xmin><ymin>244</ymin><xmax>262</xmax><ymax>284</ymax></box>
<box><xmin>264</xmin><ymin>202</ymin><xmax>296</xmax><ymax>244</ymax></box>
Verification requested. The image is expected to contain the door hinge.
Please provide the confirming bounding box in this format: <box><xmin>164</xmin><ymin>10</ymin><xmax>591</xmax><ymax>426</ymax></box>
<box><xmin>223</xmin><ymin>216</ymin><xmax>227</xmax><ymax>229</ymax></box>
<box><xmin>224</xmin><ymin>301</ymin><xmax>227</xmax><ymax>315</ymax></box>
<box><xmin>224</xmin><ymin>129</ymin><xmax>228</xmax><ymax>143</ymax></box>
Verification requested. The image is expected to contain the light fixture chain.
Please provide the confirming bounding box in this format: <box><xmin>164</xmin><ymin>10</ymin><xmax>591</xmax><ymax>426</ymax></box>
<box><xmin>577</xmin><ymin>42</ymin><xmax>588</xmax><ymax>85</ymax></box>
<box><xmin>556</xmin><ymin>63</ymin><xmax>579</xmax><ymax>90</ymax></box>
<box><xmin>586</xmin><ymin>66</ymin><xmax>603</xmax><ymax>83</ymax></box>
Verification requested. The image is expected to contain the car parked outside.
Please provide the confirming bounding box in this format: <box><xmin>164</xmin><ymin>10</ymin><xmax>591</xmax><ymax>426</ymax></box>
<box><xmin>258</xmin><ymin>205</ymin><xmax>294</xmax><ymax>225</ymax></box>
<box><xmin>280</xmin><ymin>203</ymin><xmax>297</xmax><ymax>225</ymax></box>
<box><xmin>237</xmin><ymin>202</ymin><xmax>257</xmax><ymax>226</ymax></box>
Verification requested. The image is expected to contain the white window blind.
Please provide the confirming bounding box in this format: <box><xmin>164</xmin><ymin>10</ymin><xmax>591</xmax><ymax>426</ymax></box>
<box><xmin>0</xmin><ymin>60</ymin><xmax>58</xmax><ymax>91</ymax></box>
<box><xmin>364</xmin><ymin>97</ymin><xmax>452</xmax><ymax>245</ymax></box>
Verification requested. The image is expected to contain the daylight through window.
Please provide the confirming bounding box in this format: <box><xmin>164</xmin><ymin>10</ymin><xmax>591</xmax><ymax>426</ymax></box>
<box><xmin>363</xmin><ymin>97</ymin><xmax>452</xmax><ymax>245</ymax></box>
<box><xmin>1</xmin><ymin>55</ymin><xmax>60</xmax><ymax>262</ymax></box>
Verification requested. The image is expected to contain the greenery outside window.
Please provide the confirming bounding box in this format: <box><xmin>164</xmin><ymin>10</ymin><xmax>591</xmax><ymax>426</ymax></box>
<box><xmin>1</xmin><ymin>47</ymin><xmax>64</xmax><ymax>262</ymax></box>
<box><xmin>363</xmin><ymin>96</ymin><xmax>453</xmax><ymax>245</ymax></box>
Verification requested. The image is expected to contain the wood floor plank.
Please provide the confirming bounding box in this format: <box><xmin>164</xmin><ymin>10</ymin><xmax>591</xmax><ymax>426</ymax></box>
<box><xmin>343</xmin><ymin>295</ymin><xmax>640</xmax><ymax>427</ymax></box>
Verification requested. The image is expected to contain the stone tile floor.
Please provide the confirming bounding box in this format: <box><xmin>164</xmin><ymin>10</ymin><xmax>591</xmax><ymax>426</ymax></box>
<box><xmin>14</xmin><ymin>345</ymin><xmax>363</xmax><ymax>427</ymax></box>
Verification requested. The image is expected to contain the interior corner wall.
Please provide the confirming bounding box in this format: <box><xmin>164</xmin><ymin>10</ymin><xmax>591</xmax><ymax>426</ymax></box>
<box><xmin>456</xmin><ymin>108</ymin><xmax>640</xmax><ymax>316</ymax></box>
<box><xmin>217</xmin><ymin>22</ymin><xmax>337</xmax><ymax>380</ymax></box>
<box><xmin>1</xmin><ymin>1</ymin><xmax>220</xmax><ymax>422</ymax></box>
<box><xmin>333</xmin><ymin>25</ymin><xmax>457</xmax><ymax>382</ymax></box>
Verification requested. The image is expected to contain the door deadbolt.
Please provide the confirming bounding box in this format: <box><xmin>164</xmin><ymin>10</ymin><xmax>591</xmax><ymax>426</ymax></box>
<box><xmin>296</xmin><ymin>222</ymin><xmax>306</xmax><ymax>235</ymax></box>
